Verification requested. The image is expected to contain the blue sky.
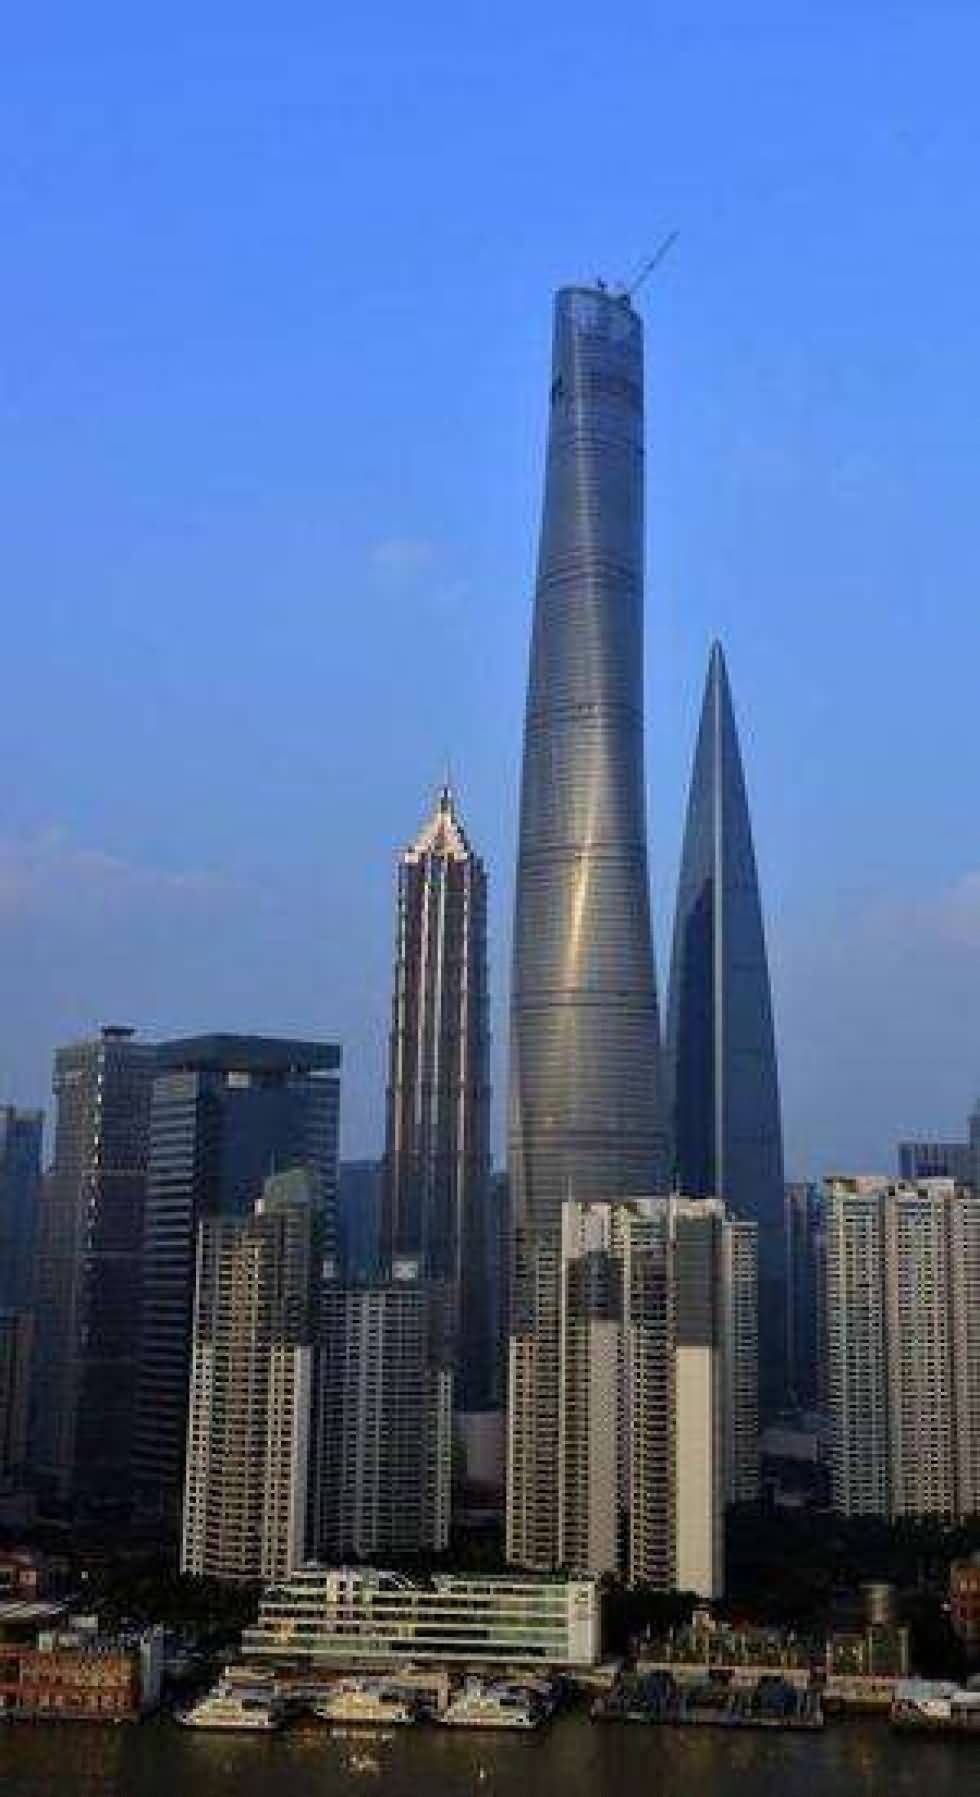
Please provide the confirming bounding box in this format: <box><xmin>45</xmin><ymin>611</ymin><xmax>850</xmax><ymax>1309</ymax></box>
<box><xmin>3</xmin><ymin>3</ymin><xmax>980</xmax><ymax>1173</ymax></box>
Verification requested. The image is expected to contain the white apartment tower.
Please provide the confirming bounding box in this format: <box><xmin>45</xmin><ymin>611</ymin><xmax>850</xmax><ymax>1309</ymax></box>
<box><xmin>551</xmin><ymin>1196</ymin><xmax>757</xmax><ymax>1597</ymax></box>
<box><xmin>825</xmin><ymin>1177</ymin><xmax>980</xmax><ymax>1520</ymax></box>
<box><xmin>181</xmin><ymin>1169</ymin><xmax>318</xmax><ymax>1582</ymax></box>
<box><xmin>317</xmin><ymin>1260</ymin><xmax>452</xmax><ymax>1558</ymax></box>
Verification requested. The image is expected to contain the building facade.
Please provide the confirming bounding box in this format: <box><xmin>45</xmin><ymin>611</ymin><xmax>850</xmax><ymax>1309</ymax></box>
<box><xmin>508</xmin><ymin>284</ymin><xmax>669</xmax><ymax>1568</ymax></box>
<box><xmin>665</xmin><ymin>642</ymin><xmax>784</xmax><ymax>1416</ymax></box>
<box><xmin>784</xmin><ymin>1181</ymin><xmax>827</xmax><ymax>1413</ymax></box>
<box><xmin>553</xmin><ymin>1196</ymin><xmax>757</xmax><ymax>1596</ymax></box>
<box><xmin>0</xmin><ymin>1108</ymin><xmax>43</xmax><ymax>1312</ymax></box>
<box><xmin>242</xmin><ymin>1566</ymin><xmax>600</xmax><ymax>1669</ymax></box>
<box><xmin>317</xmin><ymin>1263</ymin><xmax>452</xmax><ymax>1559</ymax></box>
<box><xmin>0</xmin><ymin>1312</ymin><xmax>33</xmax><ymax>1487</ymax></box>
<box><xmin>382</xmin><ymin>786</ymin><xmax>491</xmax><ymax>1410</ymax></box>
<box><xmin>181</xmin><ymin>1169</ymin><xmax>319</xmax><ymax>1582</ymax></box>
<box><xmin>898</xmin><ymin>1097</ymin><xmax>980</xmax><ymax>1190</ymax></box>
<box><xmin>32</xmin><ymin>1026</ymin><xmax>157</xmax><ymax>1510</ymax></box>
<box><xmin>337</xmin><ymin>1159</ymin><xmax>383</xmax><ymax>1282</ymax></box>
<box><xmin>135</xmin><ymin>1034</ymin><xmax>340</xmax><ymax>1524</ymax></box>
<box><xmin>825</xmin><ymin>1177</ymin><xmax>980</xmax><ymax>1519</ymax></box>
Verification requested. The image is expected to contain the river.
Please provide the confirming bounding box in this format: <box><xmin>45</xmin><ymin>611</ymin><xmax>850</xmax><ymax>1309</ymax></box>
<box><xmin>2</xmin><ymin>1711</ymin><xmax>977</xmax><ymax>1795</ymax></box>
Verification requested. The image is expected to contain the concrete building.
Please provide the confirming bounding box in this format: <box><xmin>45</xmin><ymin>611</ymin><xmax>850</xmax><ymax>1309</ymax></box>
<box><xmin>135</xmin><ymin>1033</ymin><xmax>339</xmax><ymax>1525</ymax></box>
<box><xmin>825</xmin><ymin>1176</ymin><xmax>980</xmax><ymax>1519</ymax></box>
<box><xmin>549</xmin><ymin>1196</ymin><xmax>757</xmax><ymax>1596</ymax></box>
<box><xmin>898</xmin><ymin>1099</ymin><xmax>980</xmax><ymax>1190</ymax></box>
<box><xmin>0</xmin><ymin>1107</ymin><xmax>43</xmax><ymax>1311</ymax></box>
<box><xmin>317</xmin><ymin>1262</ymin><xmax>452</xmax><ymax>1558</ymax></box>
<box><xmin>181</xmin><ymin>1169</ymin><xmax>319</xmax><ymax>1582</ymax></box>
<box><xmin>242</xmin><ymin>1566</ymin><xmax>600</xmax><ymax>1669</ymax></box>
<box><xmin>382</xmin><ymin>785</ymin><xmax>491</xmax><ymax>1412</ymax></box>
<box><xmin>508</xmin><ymin>285</ymin><xmax>669</xmax><ymax>1570</ymax></box>
<box><xmin>784</xmin><ymin>1182</ymin><xmax>827</xmax><ymax>1412</ymax></box>
<box><xmin>722</xmin><ymin>1219</ymin><xmax>761</xmax><ymax>1503</ymax></box>
<box><xmin>0</xmin><ymin>1312</ymin><xmax>33</xmax><ymax>1487</ymax></box>
<box><xmin>32</xmin><ymin>1026</ymin><xmax>156</xmax><ymax>1511</ymax></box>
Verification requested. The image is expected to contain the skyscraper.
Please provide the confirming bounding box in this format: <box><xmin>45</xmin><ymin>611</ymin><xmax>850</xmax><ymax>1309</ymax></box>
<box><xmin>337</xmin><ymin>1159</ymin><xmax>383</xmax><ymax>1282</ymax></box>
<box><xmin>317</xmin><ymin>1261</ymin><xmax>453</xmax><ymax>1558</ymax></box>
<box><xmin>32</xmin><ymin>1026</ymin><xmax>156</xmax><ymax>1511</ymax></box>
<box><xmin>382</xmin><ymin>785</ymin><xmax>491</xmax><ymax>1410</ymax></box>
<box><xmin>825</xmin><ymin>1176</ymin><xmax>980</xmax><ymax>1519</ymax></box>
<box><xmin>899</xmin><ymin>1096</ymin><xmax>980</xmax><ymax>1190</ymax></box>
<box><xmin>181</xmin><ymin>1168</ymin><xmax>319</xmax><ymax>1583</ymax></box>
<box><xmin>135</xmin><ymin>1034</ymin><xmax>340</xmax><ymax>1524</ymax></box>
<box><xmin>0</xmin><ymin>1107</ymin><xmax>43</xmax><ymax>1311</ymax></box>
<box><xmin>666</xmin><ymin>642</ymin><xmax>784</xmax><ymax>1413</ymax></box>
<box><xmin>508</xmin><ymin>284</ymin><xmax>668</xmax><ymax>1568</ymax></box>
<box><xmin>0</xmin><ymin>1311</ymin><xmax>33</xmax><ymax>1490</ymax></box>
<box><xmin>556</xmin><ymin>1196</ymin><xmax>756</xmax><ymax>1595</ymax></box>
<box><xmin>784</xmin><ymin>1181</ymin><xmax>828</xmax><ymax>1413</ymax></box>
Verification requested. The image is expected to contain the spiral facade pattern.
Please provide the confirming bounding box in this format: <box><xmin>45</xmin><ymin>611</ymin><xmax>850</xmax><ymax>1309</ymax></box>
<box><xmin>507</xmin><ymin>286</ymin><xmax>668</xmax><ymax>1566</ymax></box>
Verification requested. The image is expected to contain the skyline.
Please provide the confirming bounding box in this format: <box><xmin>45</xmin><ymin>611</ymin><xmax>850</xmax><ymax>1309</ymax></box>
<box><xmin>5</xmin><ymin>7</ymin><xmax>980</xmax><ymax>1178</ymax></box>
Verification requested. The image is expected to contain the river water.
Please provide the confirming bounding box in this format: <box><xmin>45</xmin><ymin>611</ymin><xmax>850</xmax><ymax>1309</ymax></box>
<box><xmin>2</xmin><ymin>1712</ymin><xmax>977</xmax><ymax>1795</ymax></box>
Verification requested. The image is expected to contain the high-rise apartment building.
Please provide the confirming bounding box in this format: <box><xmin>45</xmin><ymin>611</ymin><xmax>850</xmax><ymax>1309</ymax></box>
<box><xmin>135</xmin><ymin>1034</ymin><xmax>340</xmax><ymax>1523</ymax></box>
<box><xmin>553</xmin><ymin>1196</ymin><xmax>756</xmax><ymax>1596</ymax></box>
<box><xmin>899</xmin><ymin>1097</ymin><xmax>980</xmax><ymax>1191</ymax></box>
<box><xmin>666</xmin><ymin>642</ymin><xmax>784</xmax><ymax>1415</ymax></box>
<box><xmin>784</xmin><ymin>1181</ymin><xmax>827</xmax><ymax>1412</ymax></box>
<box><xmin>32</xmin><ymin>1026</ymin><xmax>156</xmax><ymax>1510</ymax></box>
<box><xmin>508</xmin><ymin>284</ymin><xmax>668</xmax><ymax>1568</ymax></box>
<box><xmin>317</xmin><ymin>1260</ymin><xmax>452</xmax><ymax>1558</ymax></box>
<box><xmin>722</xmin><ymin>1218</ymin><xmax>761</xmax><ymax>1503</ymax></box>
<box><xmin>0</xmin><ymin>1311</ymin><xmax>33</xmax><ymax>1487</ymax></box>
<box><xmin>0</xmin><ymin>1108</ymin><xmax>43</xmax><ymax>1311</ymax></box>
<box><xmin>825</xmin><ymin>1177</ymin><xmax>980</xmax><ymax>1519</ymax></box>
<box><xmin>382</xmin><ymin>785</ymin><xmax>491</xmax><ymax>1409</ymax></box>
<box><xmin>181</xmin><ymin>1169</ymin><xmax>319</xmax><ymax>1582</ymax></box>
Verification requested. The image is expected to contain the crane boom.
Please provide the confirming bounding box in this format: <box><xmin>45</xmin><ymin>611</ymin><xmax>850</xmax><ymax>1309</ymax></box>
<box><xmin>626</xmin><ymin>230</ymin><xmax>679</xmax><ymax>300</ymax></box>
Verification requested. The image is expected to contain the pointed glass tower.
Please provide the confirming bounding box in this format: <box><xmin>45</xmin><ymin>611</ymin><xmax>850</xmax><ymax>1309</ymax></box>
<box><xmin>666</xmin><ymin>642</ymin><xmax>785</xmax><ymax>1412</ymax></box>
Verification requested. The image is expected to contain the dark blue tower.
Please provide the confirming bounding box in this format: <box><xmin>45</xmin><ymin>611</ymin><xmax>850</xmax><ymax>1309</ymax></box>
<box><xmin>666</xmin><ymin>642</ymin><xmax>785</xmax><ymax>1415</ymax></box>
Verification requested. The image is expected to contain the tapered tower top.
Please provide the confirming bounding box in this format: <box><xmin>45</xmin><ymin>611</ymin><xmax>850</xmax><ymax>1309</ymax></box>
<box><xmin>406</xmin><ymin>783</ymin><xmax>473</xmax><ymax>862</ymax></box>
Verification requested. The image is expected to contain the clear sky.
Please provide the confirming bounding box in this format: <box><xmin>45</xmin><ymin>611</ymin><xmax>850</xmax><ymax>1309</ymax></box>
<box><xmin>3</xmin><ymin>2</ymin><xmax>980</xmax><ymax>1175</ymax></box>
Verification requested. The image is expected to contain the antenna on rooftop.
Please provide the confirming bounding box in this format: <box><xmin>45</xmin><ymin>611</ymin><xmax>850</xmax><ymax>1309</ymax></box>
<box><xmin>625</xmin><ymin>230</ymin><xmax>679</xmax><ymax>301</ymax></box>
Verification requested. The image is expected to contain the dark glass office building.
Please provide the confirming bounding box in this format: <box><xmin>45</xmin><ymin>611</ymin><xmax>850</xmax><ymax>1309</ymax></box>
<box><xmin>0</xmin><ymin>1106</ymin><xmax>43</xmax><ymax>1311</ymax></box>
<box><xmin>32</xmin><ymin>1026</ymin><xmax>157</xmax><ymax>1510</ymax></box>
<box><xmin>666</xmin><ymin>642</ymin><xmax>785</xmax><ymax>1413</ymax></box>
<box><xmin>134</xmin><ymin>1033</ymin><xmax>340</xmax><ymax>1523</ymax></box>
<box><xmin>508</xmin><ymin>286</ymin><xmax>668</xmax><ymax>1566</ymax></box>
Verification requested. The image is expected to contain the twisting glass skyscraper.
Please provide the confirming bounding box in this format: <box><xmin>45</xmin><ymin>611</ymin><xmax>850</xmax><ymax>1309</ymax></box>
<box><xmin>666</xmin><ymin>642</ymin><xmax>784</xmax><ymax>1413</ymax></box>
<box><xmin>508</xmin><ymin>285</ymin><xmax>668</xmax><ymax>1567</ymax></box>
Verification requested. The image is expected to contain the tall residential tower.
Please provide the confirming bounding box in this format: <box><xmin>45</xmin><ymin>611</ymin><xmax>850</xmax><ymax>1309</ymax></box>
<box><xmin>666</xmin><ymin>643</ymin><xmax>784</xmax><ymax>1413</ymax></box>
<box><xmin>135</xmin><ymin>1033</ymin><xmax>340</xmax><ymax>1525</ymax></box>
<box><xmin>508</xmin><ymin>285</ymin><xmax>668</xmax><ymax>1566</ymax></box>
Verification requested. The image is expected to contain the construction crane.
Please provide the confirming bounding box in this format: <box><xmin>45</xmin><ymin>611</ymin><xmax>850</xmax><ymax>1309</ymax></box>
<box><xmin>623</xmin><ymin>230</ymin><xmax>679</xmax><ymax>301</ymax></box>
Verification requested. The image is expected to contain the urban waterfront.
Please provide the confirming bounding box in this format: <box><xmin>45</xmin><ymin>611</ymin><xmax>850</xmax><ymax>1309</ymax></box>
<box><xmin>2</xmin><ymin>1714</ymin><xmax>978</xmax><ymax>1797</ymax></box>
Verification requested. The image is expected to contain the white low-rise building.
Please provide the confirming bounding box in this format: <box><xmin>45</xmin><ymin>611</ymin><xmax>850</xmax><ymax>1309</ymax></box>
<box><xmin>242</xmin><ymin>1565</ymin><xmax>599</xmax><ymax>1670</ymax></box>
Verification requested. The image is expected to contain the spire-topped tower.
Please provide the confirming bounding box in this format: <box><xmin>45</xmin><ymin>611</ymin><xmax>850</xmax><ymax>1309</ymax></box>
<box><xmin>382</xmin><ymin>783</ymin><xmax>492</xmax><ymax>1410</ymax></box>
<box><xmin>666</xmin><ymin>641</ymin><xmax>784</xmax><ymax>1412</ymax></box>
